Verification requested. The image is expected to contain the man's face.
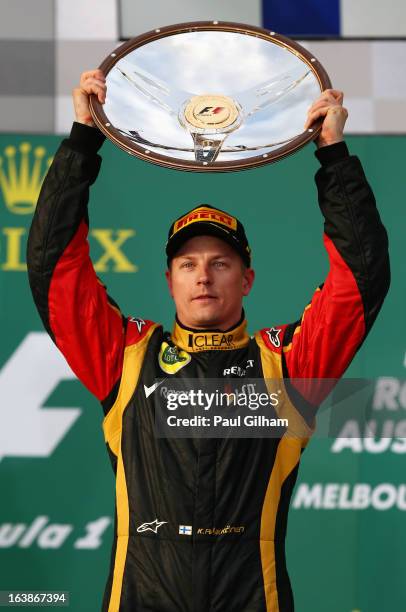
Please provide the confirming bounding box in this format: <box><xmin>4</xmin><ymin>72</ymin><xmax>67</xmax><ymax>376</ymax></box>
<box><xmin>165</xmin><ymin>235</ymin><xmax>255</xmax><ymax>330</ymax></box>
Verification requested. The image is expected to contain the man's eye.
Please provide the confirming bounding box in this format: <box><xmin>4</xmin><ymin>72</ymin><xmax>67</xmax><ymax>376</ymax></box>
<box><xmin>214</xmin><ymin>261</ymin><xmax>226</xmax><ymax>268</ymax></box>
<box><xmin>181</xmin><ymin>261</ymin><xmax>194</xmax><ymax>268</ymax></box>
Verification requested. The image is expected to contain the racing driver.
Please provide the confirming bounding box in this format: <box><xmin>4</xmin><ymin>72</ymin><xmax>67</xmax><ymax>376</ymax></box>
<box><xmin>27</xmin><ymin>70</ymin><xmax>390</xmax><ymax>612</ymax></box>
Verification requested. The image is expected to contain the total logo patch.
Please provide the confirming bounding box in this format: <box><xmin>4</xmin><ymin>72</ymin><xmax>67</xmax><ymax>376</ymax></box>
<box><xmin>158</xmin><ymin>342</ymin><xmax>191</xmax><ymax>375</ymax></box>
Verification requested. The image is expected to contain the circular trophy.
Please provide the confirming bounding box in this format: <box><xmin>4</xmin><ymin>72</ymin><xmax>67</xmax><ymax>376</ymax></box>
<box><xmin>90</xmin><ymin>21</ymin><xmax>331</xmax><ymax>172</ymax></box>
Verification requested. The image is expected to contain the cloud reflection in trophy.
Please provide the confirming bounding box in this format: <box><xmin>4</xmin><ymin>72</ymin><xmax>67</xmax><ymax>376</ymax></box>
<box><xmin>90</xmin><ymin>23</ymin><xmax>331</xmax><ymax>171</ymax></box>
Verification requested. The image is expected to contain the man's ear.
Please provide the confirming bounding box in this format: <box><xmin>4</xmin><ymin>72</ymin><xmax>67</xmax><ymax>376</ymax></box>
<box><xmin>242</xmin><ymin>268</ymin><xmax>255</xmax><ymax>297</ymax></box>
<box><xmin>165</xmin><ymin>268</ymin><xmax>174</xmax><ymax>298</ymax></box>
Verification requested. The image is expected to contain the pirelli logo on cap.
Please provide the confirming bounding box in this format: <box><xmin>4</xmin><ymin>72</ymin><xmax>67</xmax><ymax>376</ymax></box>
<box><xmin>173</xmin><ymin>206</ymin><xmax>237</xmax><ymax>236</ymax></box>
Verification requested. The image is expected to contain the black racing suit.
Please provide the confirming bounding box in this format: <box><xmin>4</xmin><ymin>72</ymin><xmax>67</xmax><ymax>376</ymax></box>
<box><xmin>27</xmin><ymin>123</ymin><xmax>390</xmax><ymax>612</ymax></box>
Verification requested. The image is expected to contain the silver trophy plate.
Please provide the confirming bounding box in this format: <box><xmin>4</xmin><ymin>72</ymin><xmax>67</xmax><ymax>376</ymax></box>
<box><xmin>90</xmin><ymin>21</ymin><xmax>331</xmax><ymax>172</ymax></box>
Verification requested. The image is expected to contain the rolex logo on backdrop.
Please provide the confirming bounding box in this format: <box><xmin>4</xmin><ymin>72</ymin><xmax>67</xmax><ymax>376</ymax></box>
<box><xmin>0</xmin><ymin>142</ymin><xmax>53</xmax><ymax>214</ymax></box>
<box><xmin>0</xmin><ymin>140</ymin><xmax>138</xmax><ymax>273</ymax></box>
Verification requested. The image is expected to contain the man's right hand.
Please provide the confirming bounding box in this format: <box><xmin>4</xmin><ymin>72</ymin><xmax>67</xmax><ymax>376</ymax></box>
<box><xmin>72</xmin><ymin>69</ymin><xmax>106</xmax><ymax>127</ymax></box>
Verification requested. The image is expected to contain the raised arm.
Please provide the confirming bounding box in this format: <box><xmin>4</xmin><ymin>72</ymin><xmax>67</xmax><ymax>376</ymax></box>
<box><xmin>27</xmin><ymin>71</ymin><xmax>154</xmax><ymax>408</ymax></box>
<box><xmin>278</xmin><ymin>91</ymin><xmax>389</xmax><ymax>403</ymax></box>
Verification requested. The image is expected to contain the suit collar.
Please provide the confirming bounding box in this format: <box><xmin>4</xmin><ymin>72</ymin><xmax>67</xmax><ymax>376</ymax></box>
<box><xmin>171</xmin><ymin>315</ymin><xmax>250</xmax><ymax>352</ymax></box>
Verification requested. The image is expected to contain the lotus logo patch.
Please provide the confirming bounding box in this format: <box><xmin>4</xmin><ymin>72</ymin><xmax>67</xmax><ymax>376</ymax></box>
<box><xmin>158</xmin><ymin>342</ymin><xmax>191</xmax><ymax>375</ymax></box>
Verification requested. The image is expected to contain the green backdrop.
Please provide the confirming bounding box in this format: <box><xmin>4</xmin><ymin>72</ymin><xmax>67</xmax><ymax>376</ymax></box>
<box><xmin>0</xmin><ymin>132</ymin><xmax>404</xmax><ymax>611</ymax></box>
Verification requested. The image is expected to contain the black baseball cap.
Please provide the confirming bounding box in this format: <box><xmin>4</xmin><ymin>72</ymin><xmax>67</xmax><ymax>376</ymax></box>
<box><xmin>166</xmin><ymin>205</ymin><xmax>251</xmax><ymax>267</ymax></box>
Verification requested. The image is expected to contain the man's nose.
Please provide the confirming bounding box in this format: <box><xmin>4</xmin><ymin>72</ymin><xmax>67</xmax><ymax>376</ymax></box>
<box><xmin>197</xmin><ymin>263</ymin><xmax>212</xmax><ymax>284</ymax></box>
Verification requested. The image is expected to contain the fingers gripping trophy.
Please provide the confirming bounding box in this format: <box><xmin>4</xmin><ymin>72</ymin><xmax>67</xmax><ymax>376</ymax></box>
<box><xmin>74</xmin><ymin>68</ymin><xmax>348</xmax><ymax>151</ymax></box>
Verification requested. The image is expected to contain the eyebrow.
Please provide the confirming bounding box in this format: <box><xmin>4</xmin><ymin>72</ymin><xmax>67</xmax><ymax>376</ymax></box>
<box><xmin>178</xmin><ymin>254</ymin><xmax>232</xmax><ymax>261</ymax></box>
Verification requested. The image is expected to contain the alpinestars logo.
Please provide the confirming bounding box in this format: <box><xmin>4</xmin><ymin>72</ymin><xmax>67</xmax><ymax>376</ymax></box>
<box><xmin>137</xmin><ymin>519</ymin><xmax>167</xmax><ymax>534</ymax></box>
<box><xmin>129</xmin><ymin>317</ymin><xmax>146</xmax><ymax>333</ymax></box>
<box><xmin>267</xmin><ymin>327</ymin><xmax>281</xmax><ymax>348</ymax></box>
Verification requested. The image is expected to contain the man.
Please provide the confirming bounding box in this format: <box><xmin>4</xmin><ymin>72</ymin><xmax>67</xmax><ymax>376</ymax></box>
<box><xmin>27</xmin><ymin>70</ymin><xmax>390</xmax><ymax>611</ymax></box>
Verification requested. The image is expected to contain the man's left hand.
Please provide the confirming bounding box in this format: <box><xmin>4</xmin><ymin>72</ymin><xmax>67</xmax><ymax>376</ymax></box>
<box><xmin>304</xmin><ymin>89</ymin><xmax>348</xmax><ymax>148</ymax></box>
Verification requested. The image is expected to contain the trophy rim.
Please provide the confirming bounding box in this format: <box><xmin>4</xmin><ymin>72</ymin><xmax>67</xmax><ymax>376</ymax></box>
<box><xmin>90</xmin><ymin>20</ymin><xmax>332</xmax><ymax>173</ymax></box>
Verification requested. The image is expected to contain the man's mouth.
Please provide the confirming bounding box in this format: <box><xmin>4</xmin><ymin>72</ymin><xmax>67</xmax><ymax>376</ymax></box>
<box><xmin>192</xmin><ymin>295</ymin><xmax>217</xmax><ymax>301</ymax></box>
